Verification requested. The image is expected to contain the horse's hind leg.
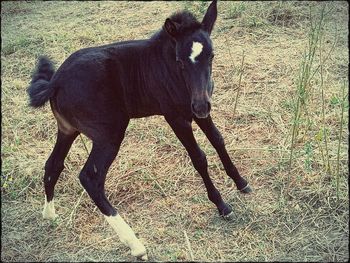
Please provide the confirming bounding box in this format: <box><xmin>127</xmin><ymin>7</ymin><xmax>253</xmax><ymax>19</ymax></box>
<box><xmin>78</xmin><ymin>120</ymin><xmax>147</xmax><ymax>259</ymax></box>
<box><xmin>43</xmin><ymin>130</ymin><xmax>79</xmax><ymax>219</ymax></box>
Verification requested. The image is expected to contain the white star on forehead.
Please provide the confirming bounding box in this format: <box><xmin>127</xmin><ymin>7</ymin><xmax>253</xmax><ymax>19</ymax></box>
<box><xmin>189</xmin><ymin>42</ymin><xmax>203</xmax><ymax>63</ymax></box>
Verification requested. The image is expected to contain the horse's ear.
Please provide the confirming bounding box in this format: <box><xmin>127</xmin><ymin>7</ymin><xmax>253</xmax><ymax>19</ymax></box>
<box><xmin>201</xmin><ymin>0</ymin><xmax>217</xmax><ymax>35</ymax></box>
<box><xmin>164</xmin><ymin>18</ymin><xmax>180</xmax><ymax>38</ymax></box>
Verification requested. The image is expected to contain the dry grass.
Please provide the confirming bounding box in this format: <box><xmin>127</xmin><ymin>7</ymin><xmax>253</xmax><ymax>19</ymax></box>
<box><xmin>1</xmin><ymin>1</ymin><xmax>349</xmax><ymax>262</ymax></box>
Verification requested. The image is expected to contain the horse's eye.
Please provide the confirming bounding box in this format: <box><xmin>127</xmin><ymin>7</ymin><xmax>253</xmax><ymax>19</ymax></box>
<box><xmin>176</xmin><ymin>59</ymin><xmax>184</xmax><ymax>69</ymax></box>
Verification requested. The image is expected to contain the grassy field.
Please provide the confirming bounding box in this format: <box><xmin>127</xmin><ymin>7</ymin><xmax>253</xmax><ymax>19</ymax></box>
<box><xmin>1</xmin><ymin>1</ymin><xmax>349</xmax><ymax>262</ymax></box>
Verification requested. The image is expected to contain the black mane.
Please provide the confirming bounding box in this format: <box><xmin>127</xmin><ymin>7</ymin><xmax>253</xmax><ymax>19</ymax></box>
<box><xmin>152</xmin><ymin>10</ymin><xmax>201</xmax><ymax>40</ymax></box>
<box><xmin>168</xmin><ymin>10</ymin><xmax>201</xmax><ymax>34</ymax></box>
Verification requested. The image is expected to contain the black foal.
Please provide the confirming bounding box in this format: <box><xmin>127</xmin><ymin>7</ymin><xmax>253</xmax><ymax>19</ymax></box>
<box><xmin>28</xmin><ymin>0</ymin><xmax>251</xmax><ymax>260</ymax></box>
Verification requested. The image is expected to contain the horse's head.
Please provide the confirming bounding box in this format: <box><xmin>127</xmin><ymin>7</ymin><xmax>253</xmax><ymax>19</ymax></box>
<box><xmin>164</xmin><ymin>0</ymin><xmax>217</xmax><ymax>119</ymax></box>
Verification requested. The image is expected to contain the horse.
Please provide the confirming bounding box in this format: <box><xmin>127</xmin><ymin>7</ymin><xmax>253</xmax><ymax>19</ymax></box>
<box><xmin>27</xmin><ymin>0</ymin><xmax>251</xmax><ymax>260</ymax></box>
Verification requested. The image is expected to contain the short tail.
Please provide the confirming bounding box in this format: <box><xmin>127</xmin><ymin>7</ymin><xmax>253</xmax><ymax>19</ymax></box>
<box><xmin>27</xmin><ymin>56</ymin><xmax>56</xmax><ymax>108</ymax></box>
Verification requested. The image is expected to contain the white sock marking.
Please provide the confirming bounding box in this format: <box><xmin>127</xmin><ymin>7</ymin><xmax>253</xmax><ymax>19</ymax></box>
<box><xmin>42</xmin><ymin>196</ymin><xmax>58</xmax><ymax>220</ymax></box>
<box><xmin>189</xmin><ymin>41</ymin><xmax>203</xmax><ymax>63</ymax></box>
<box><xmin>105</xmin><ymin>214</ymin><xmax>147</xmax><ymax>258</ymax></box>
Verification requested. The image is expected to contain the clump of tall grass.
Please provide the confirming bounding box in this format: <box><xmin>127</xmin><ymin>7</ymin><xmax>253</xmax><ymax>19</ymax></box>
<box><xmin>335</xmin><ymin>81</ymin><xmax>348</xmax><ymax>200</ymax></box>
<box><xmin>286</xmin><ymin>3</ymin><xmax>346</xmax><ymax>198</ymax></box>
<box><xmin>287</xmin><ymin>5</ymin><xmax>326</xmax><ymax>188</ymax></box>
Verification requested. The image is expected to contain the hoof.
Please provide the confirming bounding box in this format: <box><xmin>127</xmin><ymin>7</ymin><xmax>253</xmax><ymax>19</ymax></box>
<box><xmin>218</xmin><ymin>203</ymin><xmax>232</xmax><ymax>218</ymax></box>
<box><xmin>222</xmin><ymin>211</ymin><xmax>234</xmax><ymax>220</ymax></box>
<box><xmin>130</xmin><ymin>243</ymin><xmax>147</xmax><ymax>260</ymax></box>
<box><xmin>42</xmin><ymin>212</ymin><xmax>58</xmax><ymax>220</ymax></box>
<box><xmin>138</xmin><ymin>254</ymin><xmax>148</xmax><ymax>261</ymax></box>
<box><xmin>239</xmin><ymin>184</ymin><xmax>252</xmax><ymax>194</ymax></box>
<box><xmin>105</xmin><ymin>214</ymin><xmax>147</xmax><ymax>261</ymax></box>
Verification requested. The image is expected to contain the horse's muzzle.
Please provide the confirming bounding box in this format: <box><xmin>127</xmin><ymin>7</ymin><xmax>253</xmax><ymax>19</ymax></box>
<box><xmin>191</xmin><ymin>100</ymin><xmax>211</xmax><ymax>119</ymax></box>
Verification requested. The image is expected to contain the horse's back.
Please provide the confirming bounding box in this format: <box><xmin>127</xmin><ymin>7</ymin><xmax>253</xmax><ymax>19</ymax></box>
<box><xmin>49</xmin><ymin>44</ymin><xmax>130</xmax><ymax>141</ymax></box>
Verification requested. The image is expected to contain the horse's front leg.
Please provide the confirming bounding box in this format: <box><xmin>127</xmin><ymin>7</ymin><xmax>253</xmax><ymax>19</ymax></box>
<box><xmin>165</xmin><ymin>115</ymin><xmax>233</xmax><ymax>217</ymax></box>
<box><xmin>194</xmin><ymin>115</ymin><xmax>252</xmax><ymax>193</ymax></box>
